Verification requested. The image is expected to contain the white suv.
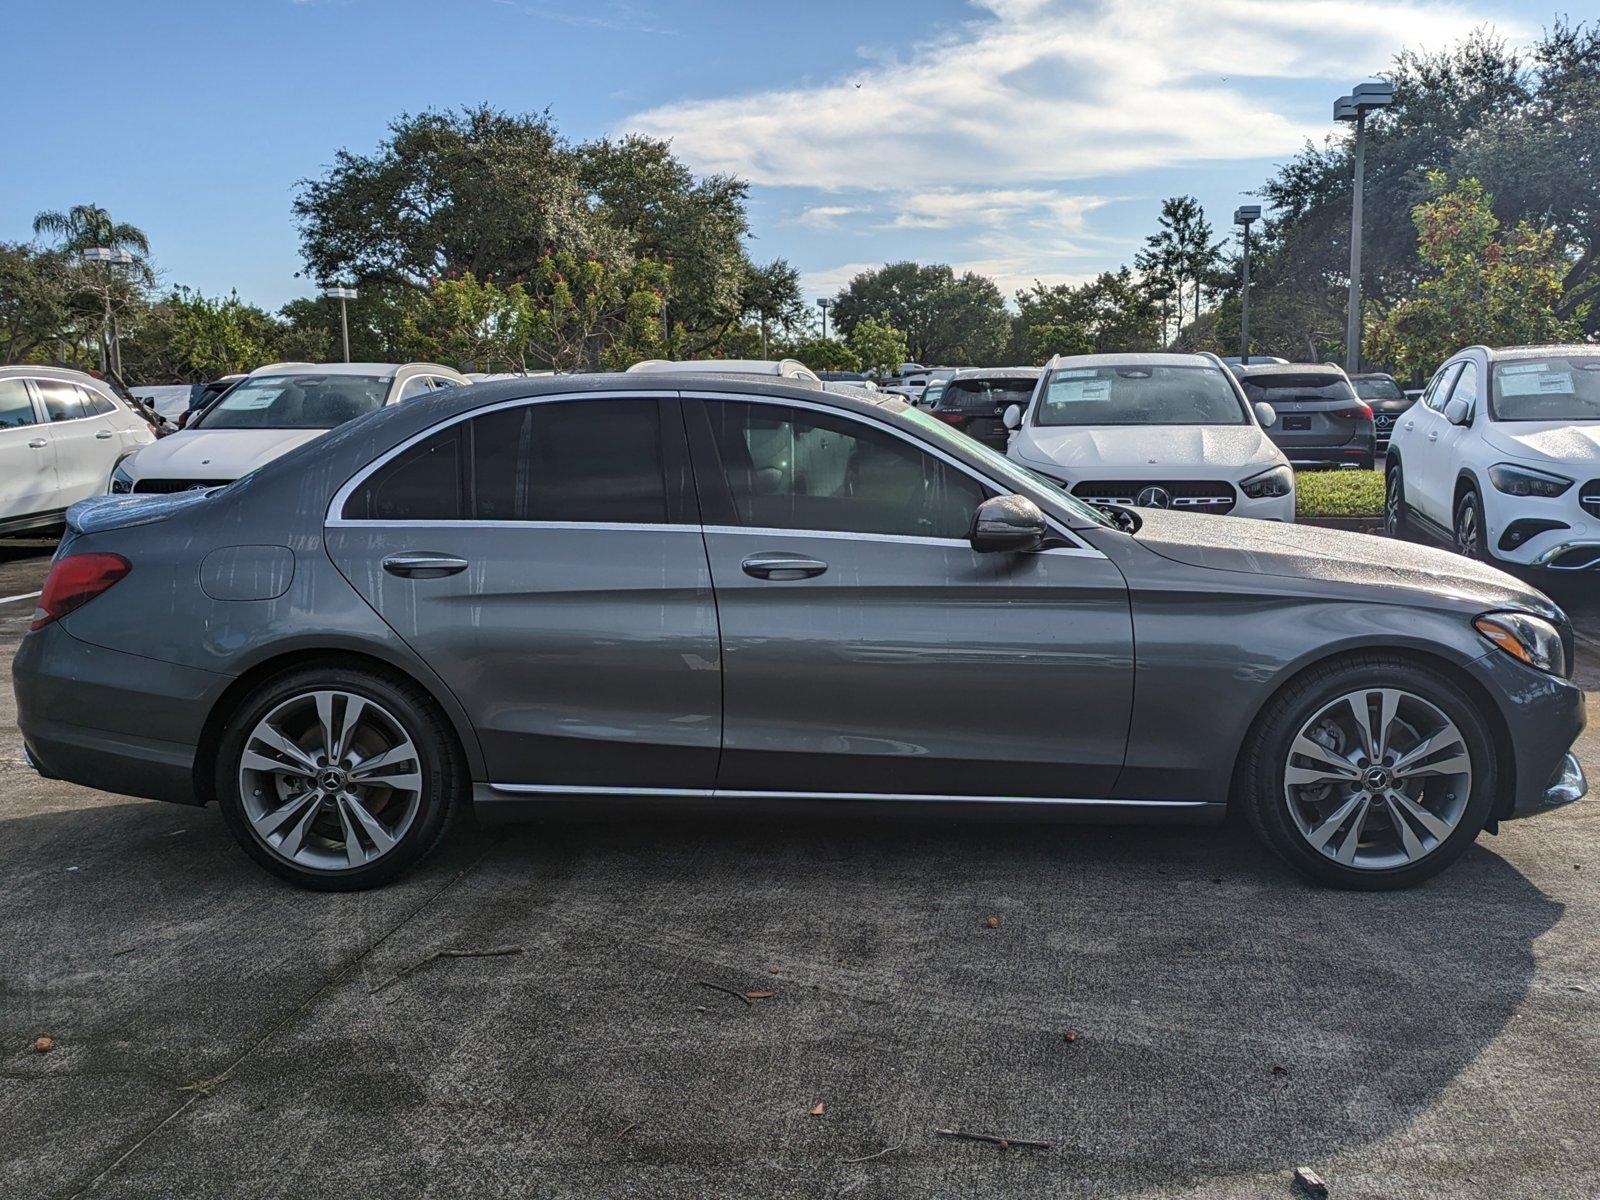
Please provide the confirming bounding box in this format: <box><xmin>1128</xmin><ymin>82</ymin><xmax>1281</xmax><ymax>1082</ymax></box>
<box><xmin>1004</xmin><ymin>352</ymin><xmax>1296</xmax><ymax>522</ymax></box>
<box><xmin>113</xmin><ymin>362</ymin><xmax>467</xmax><ymax>494</ymax></box>
<box><xmin>0</xmin><ymin>366</ymin><xmax>157</xmax><ymax>534</ymax></box>
<box><xmin>1385</xmin><ymin>345</ymin><xmax>1600</xmax><ymax>571</ymax></box>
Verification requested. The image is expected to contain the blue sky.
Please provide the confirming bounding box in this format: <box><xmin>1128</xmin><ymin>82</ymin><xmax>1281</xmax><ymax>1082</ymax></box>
<box><xmin>0</xmin><ymin>0</ymin><xmax>1555</xmax><ymax>315</ymax></box>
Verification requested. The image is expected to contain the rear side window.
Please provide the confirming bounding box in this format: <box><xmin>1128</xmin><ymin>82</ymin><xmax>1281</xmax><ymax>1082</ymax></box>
<box><xmin>0</xmin><ymin>379</ymin><xmax>37</xmax><ymax>428</ymax></box>
<box><xmin>81</xmin><ymin>387</ymin><xmax>118</xmax><ymax>416</ymax></box>
<box><xmin>36</xmin><ymin>380</ymin><xmax>89</xmax><ymax>422</ymax></box>
<box><xmin>343</xmin><ymin>399</ymin><xmax>669</xmax><ymax>523</ymax></box>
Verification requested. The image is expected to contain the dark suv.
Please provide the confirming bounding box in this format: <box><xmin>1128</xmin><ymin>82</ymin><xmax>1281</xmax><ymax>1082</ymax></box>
<box><xmin>1349</xmin><ymin>372</ymin><xmax>1413</xmax><ymax>452</ymax></box>
<box><xmin>1238</xmin><ymin>363</ymin><xmax>1376</xmax><ymax>469</ymax></box>
<box><xmin>928</xmin><ymin>367</ymin><xmax>1040</xmax><ymax>450</ymax></box>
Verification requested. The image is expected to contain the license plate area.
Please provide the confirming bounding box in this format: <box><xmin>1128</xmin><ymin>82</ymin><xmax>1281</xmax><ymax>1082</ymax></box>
<box><xmin>1282</xmin><ymin>415</ymin><xmax>1311</xmax><ymax>431</ymax></box>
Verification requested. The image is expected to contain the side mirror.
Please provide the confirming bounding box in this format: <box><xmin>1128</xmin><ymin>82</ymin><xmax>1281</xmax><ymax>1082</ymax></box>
<box><xmin>1253</xmin><ymin>401</ymin><xmax>1277</xmax><ymax>427</ymax></box>
<box><xmin>969</xmin><ymin>494</ymin><xmax>1047</xmax><ymax>554</ymax></box>
<box><xmin>1003</xmin><ymin>403</ymin><xmax>1023</xmax><ymax>430</ymax></box>
<box><xmin>1444</xmin><ymin>396</ymin><xmax>1471</xmax><ymax>426</ymax></box>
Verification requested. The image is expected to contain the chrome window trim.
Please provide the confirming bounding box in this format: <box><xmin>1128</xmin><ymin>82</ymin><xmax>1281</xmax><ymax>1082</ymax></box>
<box><xmin>683</xmin><ymin>389</ymin><xmax>1100</xmax><ymax>556</ymax></box>
<box><xmin>24</xmin><ymin>377</ymin><xmax>116</xmax><ymax>427</ymax></box>
<box><xmin>479</xmin><ymin>782</ymin><xmax>1206</xmax><ymax>807</ymax></box>
<box><xmin>701</xmin><ymin>524</ymin><xmax>1102</xmax><ymax>558</ymax></box>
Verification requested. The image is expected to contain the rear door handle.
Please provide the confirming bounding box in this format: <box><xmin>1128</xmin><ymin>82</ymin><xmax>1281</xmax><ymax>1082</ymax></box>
<box><xmin>95</xmin><ymin>430</ymin><xmax>114</xmax><ymax>440</ymax></box>
<box><xmin>383</xmin><ymin>552</ymin><xmax>469</xmax><ymax>579</ymax></box>
<box><xmin>1427</xmin><ymin>430</ymin><xmax>1439</xmax><ymax>442</ymax></box>
<box><xmin>741</xmin><ymin>553</ymin><xmax>828</xmax><ymax>580</ymax></box>
<box><xmin>28</xmin><ymin>438</ymin><xmax>47</xmax><ymax>448</ymax></box>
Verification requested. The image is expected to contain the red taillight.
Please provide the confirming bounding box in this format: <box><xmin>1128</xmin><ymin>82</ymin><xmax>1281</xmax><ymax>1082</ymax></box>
<box><xmin>31</xmin><ymin>554</ymin><xmax>131</xmax><ymax>631</ymax></box>
<box><xmin>935</xmin><ymin>411</ymin><xmax>965</xmax><ymax>425</ymax></box>
<box><xmin>1334</xmin><ymin>403</ymin><xmax>1374</xmax><ymax>421</ymax></box>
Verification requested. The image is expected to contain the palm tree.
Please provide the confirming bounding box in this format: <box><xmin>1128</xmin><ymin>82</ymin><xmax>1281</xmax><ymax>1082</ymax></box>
<box><xmin>32</xmin><ymin>203</ymin><xmax>150</xmax><ymax>260</ymax></box>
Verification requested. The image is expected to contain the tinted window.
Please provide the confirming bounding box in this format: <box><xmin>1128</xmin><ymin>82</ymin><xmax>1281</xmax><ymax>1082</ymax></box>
<box><xmin>197</xmin><ymin>374</ymin><xmax>389</xmax><ymax>430</ymax></box>
<box><xmin>1238</xmin><ymin>372</ymin><xmax>1356</xmax><ymax>404</ymax></box>
<box><xmin>1352</xmin><ymin>376</ymin><xmax>1405</xmax><ymax>401</ymax></box>
<box><xmin>0</xmin><ymin>379</ymin><xmax>37</xmax><ymax>428</ymax></box>
<box><xmin>344</xmin><ymin>399</ymin><xmax>668</xmax><ymax>524</ymax></box>
<box><xmin>1492</xmin><ymin>356</ymin><xmax>1600</xmax><ymax>422</ymax></box>
<box><xmin>938</xmin><ymin>378</ymin><xmax>1035</xmax><ymax>409</ymax></box>
<box><xmin>1039</xmin><ymin>365</ymin><xmax>1246</xmax><ymax>426</ymax></box>
<box><xmin>36</xmin><ymin>380</ymin><xmax>89</xmax><ymax>422</ymax></box>
<box><xmin>81</xmin><ymin>386</ymin><xmax>118</xmax><ymax>416</ymax></box>
<box><xmin>1423</xmin><ymin>363</ymin><xmax>1463</xmax><ymax>412</ymax></box>
<box><xmin>705</xmin><ymin>401</ymin><xmax>985</xmax><ymax>539</ymax></box>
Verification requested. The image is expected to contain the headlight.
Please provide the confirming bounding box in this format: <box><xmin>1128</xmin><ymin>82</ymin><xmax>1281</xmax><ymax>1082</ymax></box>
<box><xmin>1487</xmin><ymin>463</ymin><xmax>1572</xmax><ymax>498</ymax></box>
<box><xmin>1240</xmin><ymin>465</ymin><xmax>1294</xmax><ymax>499</ymax></box>
<box><xmin>1474</xmin><ymin>611</ymin><xmax>1569</xmax><ymax>677</ymax></box>
<box><xmin>109</xmin><ymin>461</ymin><xmax>135</xmax><ymax>494</ymax></box>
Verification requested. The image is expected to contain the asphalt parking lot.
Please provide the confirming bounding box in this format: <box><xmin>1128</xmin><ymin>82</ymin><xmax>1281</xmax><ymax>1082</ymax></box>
<box><xmin>2</xmin><ymin>536</ymin><xmax>1598</xmax><ymax>1200</ymax></box>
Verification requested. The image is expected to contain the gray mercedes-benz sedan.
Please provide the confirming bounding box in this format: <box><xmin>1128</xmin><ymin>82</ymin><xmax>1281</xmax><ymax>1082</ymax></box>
<box><xmin>13</xmin><ymin>375</ymin><xmax>1587</xmax><ymax>890</ymax></box>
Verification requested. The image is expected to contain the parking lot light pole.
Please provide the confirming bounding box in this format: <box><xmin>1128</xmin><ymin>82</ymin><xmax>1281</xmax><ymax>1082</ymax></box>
<box><xmin>817</xmin><ymin>298</ymin><xmax>832</xmax><ymax>342</ymax></box>
<box><xmin>323</xmin><ymin>287</ymin><xmax>359</xmax><ymax>363</ymax></box>
<box><xmin>1334</xmin><ymin>82</ymin><xmax>1394</xmax><ymax>374</ymax></box>
<box><xmin>1233</xmin><ymin>206</ymin><xmax>1261</xmax><ymax>364</ymax></box>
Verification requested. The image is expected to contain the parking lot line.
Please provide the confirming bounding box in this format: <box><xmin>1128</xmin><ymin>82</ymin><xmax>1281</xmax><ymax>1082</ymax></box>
<box><xmin>0</xmin><ymin>591</ymin><xmax>41</xmax><ymax>607</ymax></box>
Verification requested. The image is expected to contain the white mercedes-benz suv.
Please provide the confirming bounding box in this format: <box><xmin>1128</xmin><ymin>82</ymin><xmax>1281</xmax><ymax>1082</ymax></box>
<box><xmin>112</xmin><ymin>362</ymin><xmax>468</xmax><ymax>494</ymax></box>
<box><xmin>1385</xmin><ymin>344</ymin><xmax>1600</xmax><ymax>570</ymax></box>
<box><xmin>1004</xmin><ymin>352</ymin><xmax>1295</xmax><ymax>522</ymax></box>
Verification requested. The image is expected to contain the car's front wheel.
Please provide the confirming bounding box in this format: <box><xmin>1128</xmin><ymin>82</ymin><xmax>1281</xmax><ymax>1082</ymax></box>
<box><xmin>1384</xmin><ymin>463</ymin><xmax>1409</xmax><ymax>539</ymax></box>
<box><xmin>1241</xmin><ymin>656</ymin><xmax>1496</xmax><ymax>889</ymax></box>
<box><xmin>1454</xmin><ymin>485</ymin><xmax>1488</xmax><ymax>560</ymax></box>
<box><xmin>215</xmin><ymin>666</ymin><xmax>462</xmax><ymax>890</ymax></box>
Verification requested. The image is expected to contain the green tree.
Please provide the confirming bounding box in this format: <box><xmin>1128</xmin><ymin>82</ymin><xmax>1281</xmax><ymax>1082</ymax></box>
<box><xmin>845</xmin><ymin>316</ymin><xmax>909</xmax><ymax>376</ymax></box>
<box><xmin>121</xmin><ymin>289</ymin><xmax>278</xmax><ymax>382</ymax></box>
<box><xmin>1137</xmin><ymin>197</ymin><xmax>1221</xmax><ymax>335</ymax></box>
<box><xmin>788</xmin><ymin>337</ymin><xmax>860</xmax><ymax>372</ymax></box>
<box><xmin>1015</xmin><ymin>269</ymin><xmax>1161</xmax><ymax>361</ymax></box>
<box><xmin>830</xmin><ymin>262</ymin><xmax>1009</xmax><ymax>365</ymax></box>
<box><xmin>524</xmin><ymin>250</ymin><xmax>670</xmax><ymax>372</ymax></box>
<box><xmin>396</xmin><ymin>273</ymin><xmax>534</xmax><ymax>373</ymax></box>
<box><xmin>0</xmin><ymin>242</ymin><xmax>73</xmax><ymax>362</ymax></box>
<box><xmin>1370</xmin><ymin>174</ymin><xmax>1580</xmax><ymax>379</ymax></box>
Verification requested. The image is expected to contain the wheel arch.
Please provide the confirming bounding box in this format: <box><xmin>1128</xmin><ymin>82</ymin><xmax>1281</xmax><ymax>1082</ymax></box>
<box><xmin>1228</xmin><ymin>644</ymin><xmax>1518</xmax><ymax>824</ymax></box>
<box><xmin>191</xmin><ymin>646</ymin><xmax>484</xmax><ymax>807</ymax></box>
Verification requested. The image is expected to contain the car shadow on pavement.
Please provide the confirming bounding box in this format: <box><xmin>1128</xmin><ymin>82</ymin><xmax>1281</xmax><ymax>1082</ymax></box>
<box><xmin>0</xmin><ymin>797</ymin><xmax>1563</xmax><ymax>1199</ymax></box>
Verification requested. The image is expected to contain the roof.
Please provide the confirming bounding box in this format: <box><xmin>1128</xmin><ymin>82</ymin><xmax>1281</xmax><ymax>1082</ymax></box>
<box><xmin>445</xmin><ymin>371</ymin><xmax>903</xmax><ymax>422</ymax></box>
<box><xmin>0</xmin><ymin>364</ymin><xmax>123</xmax><ymax>399</ymax></box>
<box><xmin>1048</xmin><ymin>352</ymin><xmax>1219</xmax><ymax>369</ymax></box>
<box><xmin>626</xmin><ymin>358</ymin><xmax>819</xmax><ymax>380</ymax></box>
<box><xmin>947</xmin><ymin>366</ymin><xmax>1041</xmax><ymax>379</ymax></box>
<box><xmin>1235</xmin><ymin>361</ymin><xmax>1346</xmax><ymax>376</ymax></box>
<box><xmin>1488</xmin><ymin>344</ymin><xmax>1600</xmax><ymax>359</ymax></box>
<box><xmin>1348</xmin><ymin>371</ymin><xmax>1397</xmax><ymax>379</ymax></box>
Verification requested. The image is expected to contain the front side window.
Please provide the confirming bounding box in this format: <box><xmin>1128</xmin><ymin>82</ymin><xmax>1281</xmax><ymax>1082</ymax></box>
<box><xmin>1038</xmin><ymin>365</ymin><xmax>1247</xmax><ymax>426</ymax></box>
<box><xmin>1449</xmin><ymin>361</ymin><xmax>1481</xmax><ymax>414</ymax></box>
<box><xmin>197</xmin><ymin>374</ymin><xmax>389</xmax><ymax>430</ymax></box>
<box><xmin>344</xmin><ymin>399</ymin><xmax>669</xmax><ymax>524</ymax></box>
<box><xmin>36</xmin><ymin>380</ymin><xmax>89</xmax><ymax>422</ymax></box>
<box><xmin>705</xmin><ymin>401</ymin><xmax>985</xmax><ymax>539</ymax></box>
<box><xmin>1423</xmin><ymin>363</ymin><xmax>1463</xmax><ymax>412</ymax></box>
<box><xmin>0</xmin><ymin>379</ymin><xmax>37</xmax><ymax>428</ymax></box>
<box><xmin>1492</xmin><ymin>356</ymin><xmax>1600</xmax><ymax>422</ymax></box>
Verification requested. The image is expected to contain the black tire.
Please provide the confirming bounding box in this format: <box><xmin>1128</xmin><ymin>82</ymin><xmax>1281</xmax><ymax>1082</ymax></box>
<box><xmin>1384</xmin><ymin>462</ymin><xmax>1409</xmax><ymax>539</ymax></box>
<box><xmin>1240</xmin><ymin>655</ymin><xmax>1497</xmax><ymax>890</ymax></box>
<box><xmin>1454</xmin><ymin>485</ymin><xmax>1488</xmax><ymax>560</ymax></box>
<box><xmin>215</xmin><ymin>665</ymin><xmax>463</xmax><ymax>891</ymax></box>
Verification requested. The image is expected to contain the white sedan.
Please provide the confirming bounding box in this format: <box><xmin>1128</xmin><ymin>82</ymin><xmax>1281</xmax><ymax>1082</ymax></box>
<box><xmin>1004</xmin><ymin>352</ymin><xmax>1296</xmax><ymax>522</ymax></box>
<box><xmin>113</xmin><ymin>362</ymin><xmax>467</xmax><ymax>494</ymax></box>
<box><xmin>1385</xmin><ymin>344</ymin><xmax>1600</xmax><ymax>570</ymax></box>
<box><xmin>0</xmin><ymin>366</ymin><xmax>157</xmax><ymax>535</ymax></box>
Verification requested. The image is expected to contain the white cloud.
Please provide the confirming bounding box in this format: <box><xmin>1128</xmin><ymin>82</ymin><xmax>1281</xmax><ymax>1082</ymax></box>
<box><xmin>626</xmin><ymin>0</ymin><xmax>1515</xmax><ymax>189</ymax></box>
<box><xmin>886</xmin><ymin>189</ymin><xmax>1105</xmax><ymax>232</ymax></box>
<box><xmin>799</xmin><ymin>261</ymin><xmax>884</xmax><ymax>300</ymax></box>
<box><xmin>793</xmin><ymin>205</ymin><xmax>863</xmax><ymax>230</ymax></box>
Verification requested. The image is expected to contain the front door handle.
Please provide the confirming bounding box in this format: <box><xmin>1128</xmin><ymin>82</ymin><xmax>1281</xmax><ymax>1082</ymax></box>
<box><xmin>1427</xmin><ymin>430</ymin><xmax>1439</xmax><ymax>442</ymax></box>
<box><xmin>28</xmin><ymin>438</ymin><xmax>47</xmax><ymax>448</ymax></box>
<box><xmin>383</xmin><ymin>552</ymin><xmax>469</xmax><ymax>579</ymax></box>
<box><xmin>1404</xmin><ymin>421</ymin><xmax>1415</xmax><ymax>431</ymax></box>
<box><xmin>95</xmin><ymin>429</ymin><xmax>114</xmax><ymax>440</ymax></box>
<box><xmin>741</xmin><ymin>553</ymin><xmax>828</xmax><ymax>580</ymax></box>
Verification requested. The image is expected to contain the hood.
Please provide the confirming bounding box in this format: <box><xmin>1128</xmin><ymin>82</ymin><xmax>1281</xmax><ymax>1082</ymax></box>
<box><xmin>1130</xmin><ymin>509</ymin><xmax>1557</xmax><ymax>616</ymax></box>
<box><xmin>1482</xmin><ymin>421</ymin><xmax>1600</xmax><ymax>468</ymax></box>
<box><xmin>1018</xmin><ymin>424</ymin><xmax>1278</xmax><ymax>473</ymax></box>
<box><xmin>125</xmin><ymin>427</ymin><xmax>328</xmax><ymax>480</ymax></box>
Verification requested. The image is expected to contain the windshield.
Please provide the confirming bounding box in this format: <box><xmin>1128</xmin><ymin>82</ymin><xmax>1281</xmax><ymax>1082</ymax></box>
<box><xmin>1240</xmin><ymin>373</ymin><xmax>1356</xmax><ymax>404</ymax></box>
<box><xmin>896</xmin><ymin>405</ymin><xmax>1114</xmax><ymax>529</ymax></box>
<box><xmin>1035</xmin><ymin>365</ymin><xmax>1246</xmax><ymax>427</ymax></box>
<box><xmin>194</xmin><ymin>374</ymin><xmax>389</xmax><ymax>430</ymax></box>
<box><xmin>1352</xmin><ymin>376</ymin><xmax>1405</xmax><ymax>401</ymax></box>
<box><xmin>1492</xmin><ymin>356</ymin><xmax>1600</xmax><ymax>422</ymax></box>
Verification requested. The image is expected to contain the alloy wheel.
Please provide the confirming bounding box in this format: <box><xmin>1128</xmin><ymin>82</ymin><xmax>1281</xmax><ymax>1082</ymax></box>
<box><xmin>1455</xmin><ymin>495</ymin><xmax>1481</xmax><ymax>558</ymax></box>
<box><xmin>1282</xmin><ymin>688</ymin><xmax>1472</xmax><ymax>871</ymax></box>
<box><xmin>238</xmin><ymin>689</ymin><xmax>423</xmax><ymax>872</ymax></box>
<box><xmin>1384</xmin><ymin>471</ymin><xmax>1402</xmax><ymax>534</ymax></box>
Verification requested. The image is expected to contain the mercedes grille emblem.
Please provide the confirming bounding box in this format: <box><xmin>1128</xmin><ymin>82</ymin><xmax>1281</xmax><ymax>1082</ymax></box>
<box><xmin>1135</xmin><ymin>485</ymin><xmax>1172</xmax><ymax>509</ymax></box>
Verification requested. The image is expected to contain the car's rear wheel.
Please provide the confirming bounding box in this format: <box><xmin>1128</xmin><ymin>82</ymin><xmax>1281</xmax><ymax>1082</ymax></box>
<box><xmin>1384</xmin><ymin>462</ymin><xmax>1409</xmax><ymax>539</ymax></box>
<box><xmin>1241</xmin><ymin>656</ymin><xmax>1495</xmax><ymax>889</ymax></box>
<box><xmin>215</xmin><ymin>666</ymin><xmax>461</xmax><ymax>890</ymax></box>
<box><xmin>1454</xmin><ymin>485</ymin><xmax>1487</xmax><ymax>560</ymax></box>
